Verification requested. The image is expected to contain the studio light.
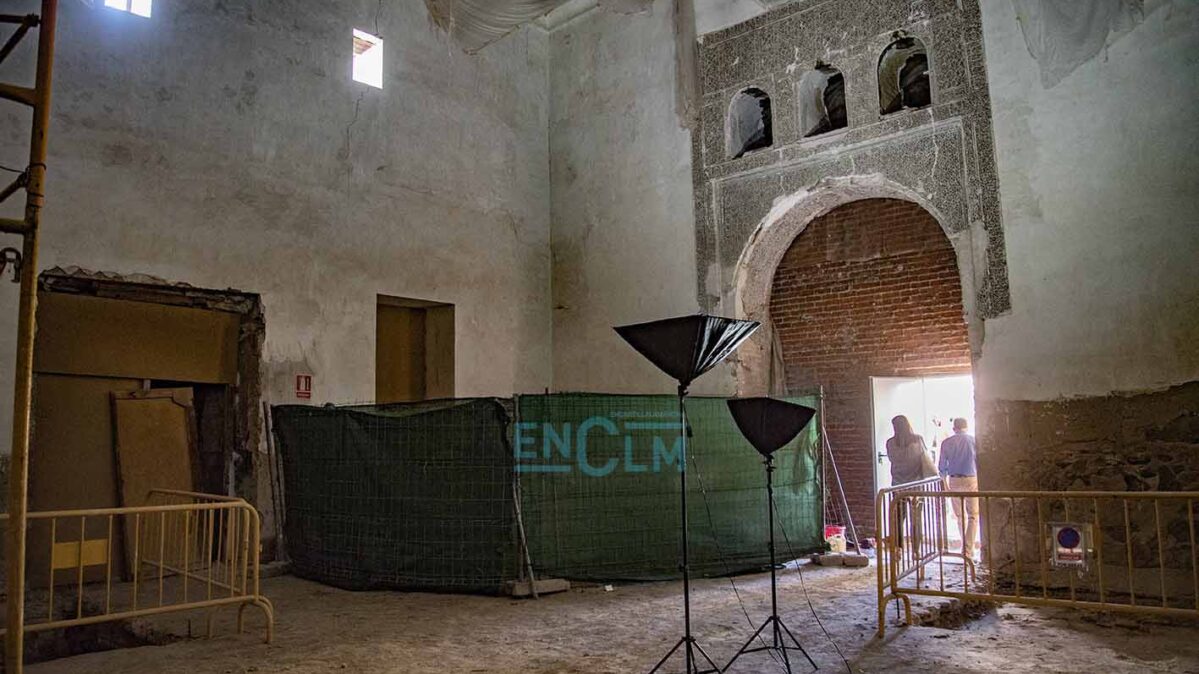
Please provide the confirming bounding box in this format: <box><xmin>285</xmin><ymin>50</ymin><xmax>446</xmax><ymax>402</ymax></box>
<box><xmin>614</xmin><ymin>314</ymin><xmax>760</xmax><ymax>674</ymax></box>
<box><xmin>722</xmin><ymin>396</ymin><xmax>818</xmax><ymax>673</ymax></box>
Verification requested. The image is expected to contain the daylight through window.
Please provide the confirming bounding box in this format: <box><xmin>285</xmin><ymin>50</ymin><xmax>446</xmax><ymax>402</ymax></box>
<box><xmin>353</xmin><ymin>29</ymin><xmax>384</xmax><ymax>89</ymax></box>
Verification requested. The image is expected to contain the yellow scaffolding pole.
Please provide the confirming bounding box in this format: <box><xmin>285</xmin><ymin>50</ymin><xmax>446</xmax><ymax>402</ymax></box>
<box><xmin>1</xmin><ymin>2</ymin><xmax>58</xmax><ymax>672</ymax></box>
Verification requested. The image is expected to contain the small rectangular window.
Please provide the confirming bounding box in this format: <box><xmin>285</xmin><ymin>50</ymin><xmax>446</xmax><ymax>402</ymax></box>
<box><xmin>352</xmin><ymin>29</ymin><xmax>384</xmax><ymax>89</ymax></box>
<box><xmin>105</xmin><ymin>0</ymin><xmax>152</xmax><ymax>18</ymax></box>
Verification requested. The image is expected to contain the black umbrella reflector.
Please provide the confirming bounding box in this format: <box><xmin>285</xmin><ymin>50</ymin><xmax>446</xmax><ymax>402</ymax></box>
<box><xmin>727</xmin><ymin>397</ymin><xmax>817</xmax><ymax>458</ymax></box>
<box><xmin>614</xmin><ymin>314</ymin><xmax>760</xmax><ymax>389</ymax></box>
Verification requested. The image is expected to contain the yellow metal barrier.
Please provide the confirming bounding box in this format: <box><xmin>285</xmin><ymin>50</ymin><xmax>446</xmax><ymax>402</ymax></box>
<box><xmin>877</xmin><ymin>488</ymin><xmax>1199</xmax><ymax>636</ymax></box>
<box><xmin>0</xmin><ymin>489</ymin><xmax>274</xmax><ymax>644</ymax></box>
<box><xmin>875</xmin><ymin>477</ymin><xmax>975</xmax><ymax>633</ymax></box>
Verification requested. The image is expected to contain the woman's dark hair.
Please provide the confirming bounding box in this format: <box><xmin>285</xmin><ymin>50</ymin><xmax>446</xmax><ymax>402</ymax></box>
<box><xmin>891</xmin><ymin>415</ymin><xmax>915</xmax><ymax>447</ymax></box>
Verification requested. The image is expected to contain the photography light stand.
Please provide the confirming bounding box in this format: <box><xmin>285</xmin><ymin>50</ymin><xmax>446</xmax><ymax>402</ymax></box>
<box><xmin>646</xmin><ymin>383</ymin><xmax>721</xmax><ymax>674</ymax></box>
<box><xmin>614</xmin><ymin>315</ymin><xmax>760</xmax><ymax>674</ymax></box>
<box><xmin>723</xmin><ymin>397</ymin><xmax>818</xmax><ymax>673</ymax></box>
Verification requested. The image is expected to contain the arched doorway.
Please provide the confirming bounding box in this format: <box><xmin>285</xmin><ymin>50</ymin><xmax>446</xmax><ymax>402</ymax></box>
<box><xmin>766</xmin><ymin>198</ymin><xmax>972</xmax><ymax>534</ymax></box>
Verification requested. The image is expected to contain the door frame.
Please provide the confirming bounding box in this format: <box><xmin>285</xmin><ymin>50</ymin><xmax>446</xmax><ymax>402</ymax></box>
<box><xmin>869</xmin><ymin>372</ymin><xmax>975</xmax><ymax>496</ymax></box>
<box><xmin>38</xmin><ymin>269</ymin><xmax>264</xmax><ymax>503</ymax></box>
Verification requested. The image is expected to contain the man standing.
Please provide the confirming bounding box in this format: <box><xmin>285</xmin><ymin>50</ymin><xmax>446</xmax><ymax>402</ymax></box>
<box><xmin>938</xmin><ymin>417</ymin><xmax>979</xmax><ymax>558</ymax></box>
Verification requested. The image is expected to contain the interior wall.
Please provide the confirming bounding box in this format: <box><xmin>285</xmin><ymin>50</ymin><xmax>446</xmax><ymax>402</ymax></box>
<box><xmin>976</xmin><ymin>0</ymin><xmax>1199</xmax><ymax>490</ymax></box>
<box><xmin>771</xmin><ymin>199</ymin><xmax>971</xmax><ymax>529</ymax></box>
<box><xmin>692</xmin><ymin>0</ymin><xmax>770</xmax><ymax>36</ymax></box>
<box><xmin>549</xmin><ymin>0</ymin><xmax>1199</xmax><ymax>502</ymax></box>
<box><xmin>549</xmin><ymin>0</ymin><xmax>701</xmax><ymax>393</ymax></box>
<box><xmin>0</xmin><ymin>0</ymin><xmax>552</xmax><ymax>457</ymax></box>
<box><xmin>977</xmin><ymin>0</ymin><xmax>1199</xmax><ymax>403</ymax></box>
<box><xmin>0</xmin><ymin>0</ymin><xmax>1193</xmax><ymax>504</ymax></box>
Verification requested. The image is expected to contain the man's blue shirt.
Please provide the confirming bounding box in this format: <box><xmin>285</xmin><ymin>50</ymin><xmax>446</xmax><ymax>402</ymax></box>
<box><xmin>938</xmin><ymin>432</ymin><xmax>977</xmax><ymax>477</ymax></box>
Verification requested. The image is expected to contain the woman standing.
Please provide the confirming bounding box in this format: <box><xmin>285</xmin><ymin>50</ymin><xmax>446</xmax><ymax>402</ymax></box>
<box><xmin>886</xmin><ymin>414</ymin><xmax>938</xmax><ymax>555</ymax></box>
<box><xmin>886</xmin><ymin>415</ymin><xmax>937</xmax><ymax>485</ymax></box>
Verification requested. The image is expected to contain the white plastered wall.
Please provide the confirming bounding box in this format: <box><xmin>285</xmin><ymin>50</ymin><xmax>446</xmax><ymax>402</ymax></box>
<box><xmin>0</xmin><ymin>0</ymin><xmax>553</xmax><ymax>455</ymax></box>
<box><xmin>548</xmin><ymin>0</ymin><xmax>702</xmax><ymax>394</ymax></box>
<box><xmin>977</xmin><ymin>0</ymin><xmax>1199</xmax><ymax>403</ymax></box>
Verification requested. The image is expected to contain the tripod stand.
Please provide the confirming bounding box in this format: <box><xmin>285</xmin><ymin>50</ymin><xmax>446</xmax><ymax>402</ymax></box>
<box><xmin>648</xmin><ymin>386</ymin><xmax>721</xmax><ymax>674</ymax></box>
<box><xmin>722</xmin><ymin>455</ymin><xmax>816</xmax><ymax>673</ymax></box>
<box><xmin>613</xmin><ymin>314</ymin><xmax>760</xmax><ymax>674</ymax></box>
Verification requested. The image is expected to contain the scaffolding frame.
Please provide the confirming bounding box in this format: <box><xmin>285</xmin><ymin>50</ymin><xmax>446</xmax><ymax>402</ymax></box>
<box><xmin>0</xmin><ymin>2</ymin><xmax>58</xmax><ymax>672</ymax></box>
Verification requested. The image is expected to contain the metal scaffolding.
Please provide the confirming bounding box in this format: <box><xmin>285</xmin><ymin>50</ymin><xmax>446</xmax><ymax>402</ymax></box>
<box><xmin>0</xmin><ymin>2</ymin><xmax>58</xmax><ymax>672</ymax></box>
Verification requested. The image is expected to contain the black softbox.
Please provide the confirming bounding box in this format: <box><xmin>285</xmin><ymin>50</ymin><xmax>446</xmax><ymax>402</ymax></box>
<box><xmin>613</xmin><ymin>313</ymin><xmax>759</xmax><ymax>674</ymax></box>
<box><xmin>726</xmin><ymin>397</ymin><xmax>817</xmax><ymax>457</ymax></box>
<box><xmin>722</xmin><ymin>396</ymin><xmax>819</xmax><ymax>673</ymax></box>
<box><xmin>614</xmin><ymin>314</ymin><xmax>760</xmax><ymax>391</ymax></box>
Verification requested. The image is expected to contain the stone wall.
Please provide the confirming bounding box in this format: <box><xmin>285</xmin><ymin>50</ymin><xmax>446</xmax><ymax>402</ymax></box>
<box><xmin>692</xmin><ymin>0</ymin><xmax>1007</xmax><ymax>333</ymax></box>
<box><xmin>979</xmin><ymin>382</ymin><xmax>1199</xmax><ymax>496</ymax></box>
<box><xmin>980</xmin><ymin>381</ymin><xmax>1199</xmax><ymax>601</ymax></box>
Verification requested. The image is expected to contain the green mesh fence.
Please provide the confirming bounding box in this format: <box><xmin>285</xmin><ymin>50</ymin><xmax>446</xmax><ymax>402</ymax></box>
<box><xmin>272</xmin><ymin>399</ymin><xmax>517</xmax><ymax>592</ymax></box>
<box><xmin>516</xmin><ymin>393</ymin><xmax>823</xmax><ymax>581</ymax></box>
<box><xmin>272</xmin><ymin>393</ymin><xmax>823</xmax><ymax>592</ymax></box>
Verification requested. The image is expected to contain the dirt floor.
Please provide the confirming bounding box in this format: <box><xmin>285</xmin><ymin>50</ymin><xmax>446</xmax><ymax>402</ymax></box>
<box><xmin>25</xmin><ymin>561</ymin><xmax>1199</xmax><ymax>674</ymax></box>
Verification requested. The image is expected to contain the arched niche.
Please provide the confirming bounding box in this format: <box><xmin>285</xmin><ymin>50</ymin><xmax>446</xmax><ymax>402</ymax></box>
<box><xmin>798</xmin><ymin>64</ymin><xmax>847</xmax><ymax>138</ymax></box>
<box><xmin>727</xmin><ymin>87</ymin><xmax>773</xmax><ymax>159</ymax></box>
<box><xmin>879</xmin><ymin>36</ymin><xmax>931</xmax><ymax>115</ymax></box>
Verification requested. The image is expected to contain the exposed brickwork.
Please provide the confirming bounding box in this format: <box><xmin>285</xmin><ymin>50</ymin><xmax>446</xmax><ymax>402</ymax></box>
<box><xmin>769</xmin><ymin>199</ymin><xmax>971</xmax><ymax>533</ymax></box>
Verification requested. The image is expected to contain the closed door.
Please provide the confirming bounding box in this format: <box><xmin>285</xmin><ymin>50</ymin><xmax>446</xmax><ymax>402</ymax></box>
<box><xmin>376</xmin><ymin>304</ymin><xmax>427</xmax><ymax>403</ymax></box>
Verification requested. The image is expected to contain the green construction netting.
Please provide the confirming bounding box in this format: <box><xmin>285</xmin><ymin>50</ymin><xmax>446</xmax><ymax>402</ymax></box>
<box><xmin>516</xmin><ymin>393</ymin><xmax>823</xmax><ymax>581</ymax></box>
<box><xmin>272</xmin><ymin>399</ymin><xmax>517</xmax><ymax>592</ymax></box>
<box><xmin>272</xmin><ymin>393</ymin><xmax>823</xmax><ymax>592</ymax></box>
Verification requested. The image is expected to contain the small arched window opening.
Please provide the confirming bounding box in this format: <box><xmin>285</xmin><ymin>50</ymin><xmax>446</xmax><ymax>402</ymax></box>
<box><xmin>878</xmin><ymin>37</ymin><xmax>931</xmax><ymax>115</ymax></box>
<box><xmin>727</xmin><ymin>88</ymin><xmax>773</xmax><ymax>159</ymax></box>
<box><xmin>799</xmin><ymin>64</ymin><xmax>847</xmax><ymax>138</ymax></box>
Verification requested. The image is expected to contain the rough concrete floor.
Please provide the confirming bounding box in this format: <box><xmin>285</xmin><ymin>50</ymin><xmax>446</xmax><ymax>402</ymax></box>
<box><xmin>25</xmin><ymin>562</ymin><xmax>1199</xmax><ymax>673</ymax></box>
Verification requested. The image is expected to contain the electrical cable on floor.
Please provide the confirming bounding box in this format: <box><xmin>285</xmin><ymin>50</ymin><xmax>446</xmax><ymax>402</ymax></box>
<box><xmin>773</xmin><ymin>494</ymin><xmax>854</xmax><ymax>674</ymax></box>
<box><xmin>689</xmin><ymin>449</ymin><xmax>787</xmax><ymax>672</ymax></box>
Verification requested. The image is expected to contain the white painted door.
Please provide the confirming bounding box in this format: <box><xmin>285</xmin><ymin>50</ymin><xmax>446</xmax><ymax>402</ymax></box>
<box><xmin>870</xmin><ymin>374</ymin><xmax>975</xmax><ymax>491</ymax></box>
<box><xmin>871</xmin><ymin>373</ymin><xmax>975</xmax><ymax>545</ymax></box>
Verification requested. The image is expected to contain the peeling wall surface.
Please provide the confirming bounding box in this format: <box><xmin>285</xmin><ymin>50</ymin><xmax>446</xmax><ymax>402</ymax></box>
<box><xmin>0</xmin><ymin>0</ymin><xmax>553</xmax><ymax>456</ymax></box>
<box><xmin>974</xmin><ymin>0</ymin><xmax>1199</xmax><ymax>494</ymax></box>
<box><xmin>549</xmin><ymin>0</ymin><xmax>702</xmax><ymax>393</ymax></box>
<box><xmin>977</xmin><ymin>0</ymin><xmax>1199</xmax><ymax>404</ymax></box>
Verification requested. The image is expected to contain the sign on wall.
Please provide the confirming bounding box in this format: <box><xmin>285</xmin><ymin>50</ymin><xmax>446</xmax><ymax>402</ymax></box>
<box><xmin>295</xmin><ymin>373</ymin><xmax>313</xmax><ymax>400</ymax></box>
<box><xmin>1050</xmin><ymin>523</ymin><xmax>1091</xmax><ymax>568</ymax></box>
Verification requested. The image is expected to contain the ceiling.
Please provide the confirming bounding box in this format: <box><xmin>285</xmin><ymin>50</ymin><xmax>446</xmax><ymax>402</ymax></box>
<box><xmin>425</xmin><ymin>0</ymin><xmax>664</xmax><ymax>52</ymax></box>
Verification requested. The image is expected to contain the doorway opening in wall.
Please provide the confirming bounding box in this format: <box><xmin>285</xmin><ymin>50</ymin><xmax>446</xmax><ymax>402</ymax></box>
<box><xmin>376</xmin><ymin>295</ymin><xmax>455</xmax><ymax>403</ymax></box>
<box><xmin>871</xmin><ymin>373</ymin><xmax>975</xmax><ymax>548</ymax></box>
<box><xmin>29</xmin><ymin>269</ymin><xmax>267</xmax><ymax>558</ymax></box>
<box><xmin>767</xmin><ymin>198</ymin><xmax>973</xmax><ymax>538</ymax></box>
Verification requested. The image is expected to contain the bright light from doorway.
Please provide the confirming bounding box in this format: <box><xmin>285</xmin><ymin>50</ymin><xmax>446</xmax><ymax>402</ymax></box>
<box><xmin>105</xmin><ymin>0</ymin><xmax>152</xmax><ymax>18</ymax></box>
<box><xmin>871</xmin><ymin>373</ymin><xmax>975</xmax><ymax>545</ymax></box>
<box><xmin>871</xmin><ymin>373</ymin><xmax>975</xmax><ymax>489</ymax></box>
<box><xmin>352</xmin><ymin>29</ymin><xmax>384</xmax><ymax>89</ymax></box>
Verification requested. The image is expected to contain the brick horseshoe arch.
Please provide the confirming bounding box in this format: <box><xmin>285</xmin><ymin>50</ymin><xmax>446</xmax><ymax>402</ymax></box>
<box><xmin>729</xmin><ymin>174</ymin><xmax>982</xmax><ymax>396</ymax></box>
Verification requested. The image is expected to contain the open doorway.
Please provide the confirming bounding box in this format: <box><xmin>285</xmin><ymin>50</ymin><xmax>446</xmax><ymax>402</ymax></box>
<box><xmin>31</xmin><ymin>271</ymin><xmax>264</xmax><ymax>511</ymax></box>
<box><xmin>767</xmin><ymin>198</ymin><xmax>974</xmax><ymax>533</ymax></box>
<box><xmin>871</xmin><ymin>373</ymin><xmax>975</xmax><ymax>545</ymax></box>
